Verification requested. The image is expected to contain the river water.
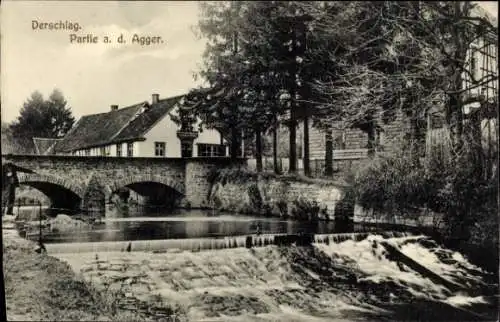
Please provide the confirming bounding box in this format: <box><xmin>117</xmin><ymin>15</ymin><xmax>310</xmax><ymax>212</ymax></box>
<box><xmin>16</xmin><ymin>206</ymin><xmax>500</xmax><ymax>321</ymax></box>
<box><xmin>23</xmin><ymin>206</ymin><xmax>363</xmax><ymax>244</ymax></box>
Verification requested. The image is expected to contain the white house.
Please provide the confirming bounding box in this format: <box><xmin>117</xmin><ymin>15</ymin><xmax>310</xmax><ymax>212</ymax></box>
<box><xmin>34</xmin><ymin>93</ymin><xmax>229</xmax><ymax>157</ymax></box>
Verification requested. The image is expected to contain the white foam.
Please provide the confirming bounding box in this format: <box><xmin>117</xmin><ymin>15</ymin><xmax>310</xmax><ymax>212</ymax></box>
<box><xmin>444</xmin><ymin>294</ymin><xmax>488</xmax><ymax>306</ymax></box>
<box><xmin>52</xmin><ymin>233</ymin><xmax>495</xmax><ymax>320</ymax></box>
<box><xmin>314</xmin><ymin>234</ymin><xmax>492</xmax><ymax>307</ymax></box>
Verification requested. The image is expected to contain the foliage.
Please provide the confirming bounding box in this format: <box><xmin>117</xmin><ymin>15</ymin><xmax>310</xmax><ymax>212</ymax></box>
<box><xmin>353</xmin><ymin>151</ymin><xmax>429</xmax><ymax>215</ymax></box>
<box><xmin>1</xmin><ymin>122</ymin><xmax>16</xmax><ymax>154</ymax></box>
<box><xmin>247</xmin><ymin>183</ymin><xmax>263</xmax><ymax>212</ymax></box>
<box><xmin>429</xmin><ymin>141</ymin><xmax>498</xmax><ymax>243</ymax></box>
<box><xmin>191</xmin><ymin>1</ymin><xmax>313</xmax><ymax>164</ymax></box>
<box><xmin>208</xmin><ymin>166</ymin><xmax>259</xmax><ymax>185</ymax></box>
<box><xmin>303</xmin><ymin>1</ymin><xmax>497</xmax><ymax>156</ymax></box>
<box><xmin>8</xmin><ymin>89</ymin><xmax>75</xmax><ymax>153</ymax></box>
<box><xmin>276</xmin><ymin>200</ymin><xmax>288</xmax><ymax>218</ymax></box>
<box><xmin>209</xmin><ymin>165</ymin><xmax>343</xmax><ymax>188</ymax></box>
<box><xmin>352</xmin><ymin>139</ymin><xmax>498</xmax><ymax>249</ymax></box>
<box><xmin>290</xmin><ymin>197</ymin><xmax>323</xmax><ymax>222</ymax></box>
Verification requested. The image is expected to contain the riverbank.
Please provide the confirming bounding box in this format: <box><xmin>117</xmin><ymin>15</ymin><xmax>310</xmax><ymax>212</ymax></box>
<box><xmin>207</xmin><ymin>169</ymin><xmax>348</xmax><ymax>221</ymax></box>
<box><xmin>2</xmin><ymin>215</ymin><xmax>183</xmax><ymax>321</ymax></box>
<box><xmin>206</xmin><ymin>168</ymin><xmax>498</xmax><ymax>274</ymax></box>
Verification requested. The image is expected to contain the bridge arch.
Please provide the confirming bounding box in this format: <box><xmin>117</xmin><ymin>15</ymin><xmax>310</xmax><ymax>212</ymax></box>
<box><xmin>17</xmin><ymin>173</ymin><xmax>85</xmax><ymax>198</ymax></box>
<box><xmin>107</xmin><ymin>174</ymin><xmax>185</xmax><ymax>209</ymax></box>
<box><xmin>16</xmin><ymin>173</ymin><xmax>85</xmax><ymax>213</ymax></box>
<box><xmin>108</xmin><ymin>174</ymin><xmax>185</xmax><ymax>196</ymax></box>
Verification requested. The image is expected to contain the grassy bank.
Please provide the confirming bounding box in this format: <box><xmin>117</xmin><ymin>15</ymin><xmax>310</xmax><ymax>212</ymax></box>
<box><xmin>2</xmin><ymin>217</ymin><xmax>175</xmax><ymax>322</ymax></box>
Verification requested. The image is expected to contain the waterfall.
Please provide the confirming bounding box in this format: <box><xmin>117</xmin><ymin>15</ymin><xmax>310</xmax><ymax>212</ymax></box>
<box><xmin>50</xmin><ymin>228</ymin><xmax>495</xmax><ymax>322</ymax></box>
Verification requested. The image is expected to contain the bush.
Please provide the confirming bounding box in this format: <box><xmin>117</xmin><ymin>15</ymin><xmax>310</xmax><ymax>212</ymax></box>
<box><xmin>351</xmin><ymin>142</ymin><xmax>498</xmax><ymax>254</ymax></box>
<box><xmin>208</xmin><ymin>166</ymin><xmax>264</xmax><ymax>185</ymax></box>
<box><xmin>247</xmin><ymin>183</ymin><xmax>263</xmax><ymax>211</ymax></box>
<box><xmin>276</xmin><ymin>200</ymin><xmax>288</xmax><ymax>218</ymax></box>
<box><xmin>352</xmin><ymin>152</ymin><xmax>429</xmax><ymax>215</ymax></box>
<box><xmin>432</xmin><ymin>146</ymin><xmax>498</xmax><ymax>245</ymax></box>
<box><xmin>290</xmin><ymin>197</ymin><xmax>322</xmax><ymax>221</ymax></box>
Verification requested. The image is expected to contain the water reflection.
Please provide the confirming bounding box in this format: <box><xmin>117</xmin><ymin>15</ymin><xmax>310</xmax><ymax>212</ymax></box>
<box><xmin>32</xmin><ymin>206</ymin><xmax>345</xmax><ymax>243</ymax></box>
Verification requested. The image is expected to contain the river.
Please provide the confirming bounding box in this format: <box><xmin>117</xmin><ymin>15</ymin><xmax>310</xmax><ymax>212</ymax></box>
<box><xmin>21</xmin><ymin>205</ymin><xmax>369</xmax><ymax>244</ymax></box>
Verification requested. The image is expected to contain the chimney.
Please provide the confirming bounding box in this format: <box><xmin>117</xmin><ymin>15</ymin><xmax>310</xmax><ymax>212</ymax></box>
<box><xmin>152</xmin><ymin>93</ymin><xmax>160</xmax><ymax>104</ymax></box>
<box><xmin>110</xmin><ymin>105</ymin><xmax>119</xmax><ymax>111</ymax></box>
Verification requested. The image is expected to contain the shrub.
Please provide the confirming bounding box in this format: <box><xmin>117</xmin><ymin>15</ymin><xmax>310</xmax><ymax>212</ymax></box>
<box><xmin>248</xmin><ymin>183</ymin><xmax>263</xmax><ymax>212</ymax></box>
<box><xmin>351</xmin><ymin>141</ymin><xmax>498</xmax><ymax>257</ymax></box>
<box><xmin>352</xmin><ymin>152</ymin><xmax>429</xmax><ymax>215</ymax></box>
<box><xmin>276</xmin><ymin>200</ymin><xmax>288</xmax><ymax>218</ymax></box>
<box><xmin>290</xmin><ymin>196</ymin><xmax>321</xmax><ymax>221</ymax></box>
<box><xmin>208</xmin><ymin>166</ymin><xmax>260</xmax><ymax>185</ymax></box>
<box><xmin>432</xmin><ymin>145</ymin><xmax>498</xmax><ymax>244</ymax></box>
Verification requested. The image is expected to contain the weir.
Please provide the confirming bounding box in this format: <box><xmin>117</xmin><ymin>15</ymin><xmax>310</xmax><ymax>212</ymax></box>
<box><xmin>45</xmin><ymin>231</ymin><xmax>413</xmax><ymax>254</ymax></box>
<box><xmin>49</xmin><ymin>229</ymin><xmax>497</xmax><ymax>322</ymax></box>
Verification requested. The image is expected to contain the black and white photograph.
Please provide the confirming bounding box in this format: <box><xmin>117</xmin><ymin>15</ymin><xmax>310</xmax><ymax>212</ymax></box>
<box><xmin>1</xmin><ymin>1</ymin><xmax>498</xmax><ymax>321</ymax></box>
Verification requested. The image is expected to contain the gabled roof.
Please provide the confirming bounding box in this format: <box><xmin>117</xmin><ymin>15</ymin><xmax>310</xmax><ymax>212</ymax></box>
<box><xmin>111</xmin><ymin>95</ymin><xmax>183</xmax><ymax>143</ymax></box>
<box><xmin>53</xmin><ymin>102</ymin><xmax>147</xmax><ymax>153</ymax></box>
<box><xmin>33</xmin><ymin>137</ymin><xmax>62</xmax><ymax>155</ymax></box>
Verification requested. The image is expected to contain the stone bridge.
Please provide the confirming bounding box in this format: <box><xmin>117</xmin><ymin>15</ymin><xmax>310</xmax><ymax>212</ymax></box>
<box><xmin>2</xmin><ymin>154</ymin><xmax>245</xmax><ymax>215</ymax></box>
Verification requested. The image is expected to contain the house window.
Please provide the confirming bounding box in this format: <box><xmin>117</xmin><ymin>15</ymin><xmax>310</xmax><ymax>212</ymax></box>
<box><xmin>116</xmin><ymin>144</ymin><xmax>122</xmax><ymax>157</ymax></box>
<box><xmin>181</xmin><ymin>142</ymin><xmax>193</xmax><ymax>157</ymax></box>
<box><xmin>127</xmin><ymin>143</ymin><xmax>134</xmax><ymax>157</ymax></box>
<box><xmin>100</xmin><ymin>146</ymin><xmax>106</xmax><ymax>156</ymax></box>
<box><xmin>85</xmin><ymin>149</ymin><xmax>90</xmax><ymax>156</ymax></box>
<box><xmin>155</xmin><ymin>142</ymin><xmax>166</xmax><ymax>157</ymax></box>
<box><xmin>197</xmin><ymin>144</ymin><xmax>226</xmax><ymax>157</ymax></box>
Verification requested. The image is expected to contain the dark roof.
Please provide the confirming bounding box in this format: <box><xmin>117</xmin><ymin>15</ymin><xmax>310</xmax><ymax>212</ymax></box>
<box><xmin>54</xmin><ymin>102</ymin><xmax>147</xmax><ymax>153</ymax></box>
<box><xmin>111</xmin><ymin>95</ymin><xmax>183</xmax><ymax>143</ymax></box>
<box><xmin>33</xmin><ymin>137</ymin><xmax>62</xmax><ymax>155</ymax></box>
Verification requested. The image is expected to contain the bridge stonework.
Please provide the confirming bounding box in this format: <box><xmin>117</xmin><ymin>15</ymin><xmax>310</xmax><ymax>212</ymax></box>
<box><xmin>2</xmin><ymin>155</ymin><xmax>244</xmax><ymax>215</ymax></box>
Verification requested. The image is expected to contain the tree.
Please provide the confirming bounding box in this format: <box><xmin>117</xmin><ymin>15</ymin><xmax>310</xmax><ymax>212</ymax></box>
<box><xmin>193</xmin><ymin>1</ymin><xmax>291</xmax><ymax>167</ymax></box>
<box><xmin>195</xmin><ymin>1</ymin><xmax>318</xmax><ymax>173</ymax></box>
<box><xmin>9</xmin><ymin>89</ymin><xmax>75</xmax><ymax>153</ymax></box>
<box><xmin>301</xmin><ymin>1</ymin><xmax>497</xmax><ymax>242</ymax></box>
<box><xmin>1</xmin><ymin>121</ymin><xmax>16</xmax><ymax>154</ymax></box>
<box><xmin>301</xmin><ymin>1</ymin><xmax>406</xmax><ymax>172</ymax></box>
<box><xmin>301</xmin><ymin>1</ymin><xmax>497</xmax><ymax>165</ymax></box>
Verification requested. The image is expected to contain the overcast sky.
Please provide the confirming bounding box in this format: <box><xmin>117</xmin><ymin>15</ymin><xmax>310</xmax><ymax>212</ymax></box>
<box><xmin>1</xmin><ymin>1</ymin><xmax>498</xmax><ymax>123</ymax></box>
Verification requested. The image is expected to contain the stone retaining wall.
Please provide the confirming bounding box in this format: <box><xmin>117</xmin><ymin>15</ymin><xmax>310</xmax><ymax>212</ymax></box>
<box><xmin>208</xmin><ymin>177</ymin><xmax>345</xmax><ymax>219</ymax></box>
<box><xmin>353</xmin><ymin>204</ymin><xmax>445</xmax><ymax>229</ymax></box>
